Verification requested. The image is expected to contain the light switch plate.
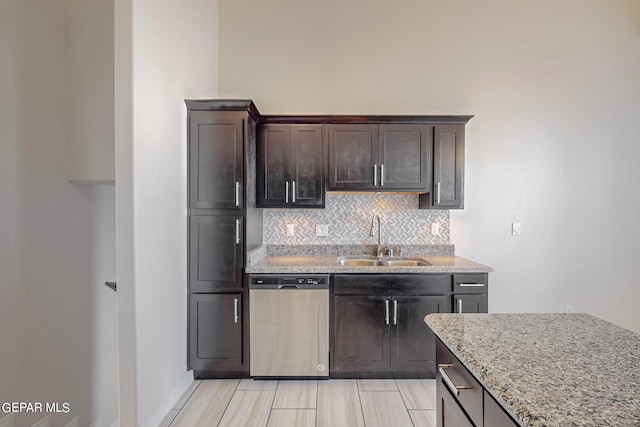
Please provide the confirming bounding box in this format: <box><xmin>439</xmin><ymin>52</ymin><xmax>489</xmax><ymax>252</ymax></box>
<box><xmin>285</xmin><ymin>224</ymin><xmax>295</xmax><ymax>236</ymax></box>
<box><xmin>512</xmin><ymin>223</ymin><xmax>521</xmax><ymax>236</ymax></box>
<box><xmin>316</xmin><ymin>224</ymin><xmax>329</xmax><ymax>237</ymax></box>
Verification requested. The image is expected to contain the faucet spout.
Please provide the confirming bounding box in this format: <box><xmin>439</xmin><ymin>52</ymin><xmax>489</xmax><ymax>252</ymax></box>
<box><xmin>370</xmin><ymin>215</ymin><xmax>388</xmax><ymax>257</ymax></box>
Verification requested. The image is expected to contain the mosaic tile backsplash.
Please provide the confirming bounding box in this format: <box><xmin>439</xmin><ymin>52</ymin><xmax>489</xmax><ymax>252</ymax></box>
<box><xmin>263</xmin><ymin>194</ymin><xmax>449</xmax><ymax>245</ymax></box>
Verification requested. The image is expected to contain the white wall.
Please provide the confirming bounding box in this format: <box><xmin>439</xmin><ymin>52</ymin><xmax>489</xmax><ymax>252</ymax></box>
<box><xmin>0</xmin><ymin>1</ymin><xmax>118</xmax><ymax>426</ymax></box>
<box><xmin>67</xmin><ymin>0</ymin><xmax>115</xmax><ymax>183</ymax></box>
<box><xmin>0</xmin><ymin>0</ymin><xmax>27</xmax><ymax>411</ymax></box>
<box><xmin>115</xmin><ymin>0</ymin><xmax>219</xmax><ymax>424</ymax></box>
<box><xmin>219</xmin><ymin>0</ymin><xmax>640</xmax><ymax>332</ymax></box>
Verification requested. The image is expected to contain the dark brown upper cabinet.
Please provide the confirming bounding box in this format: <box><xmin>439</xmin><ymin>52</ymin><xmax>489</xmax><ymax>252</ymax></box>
<box><xmin>430</xmin><ymin>124</ymin><xmax>465</xmax><ymax>209</ymax></box>
<box><xmin>189</xmin><ymin>110</ymin><xmax>244</xmax><ymax>210</ymax></box>
<box><xmin>328</xmin><ymin>124</ymin><xmax>431</xmax><ymax>191</ymax></box>
<box><xmin>328</xmin><ymin>124</ymin><xmax>379</xmax><ymax>189</ymax></box>
<box><xmin>379</xmin><ymin>125</ymin><xmax>432</xmax><ymax>190</ymax></box>
<box><xmin>257</xmin><ymin>124</ymin><xmax>324</xmax><ymax>208</ymax></box>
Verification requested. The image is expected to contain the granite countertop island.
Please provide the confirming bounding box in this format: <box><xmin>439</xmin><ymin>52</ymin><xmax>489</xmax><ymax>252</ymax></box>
<box><xmin>425</xmin><ymin>313</ymin><xmax>640</xmax><ymax>426</ymax></box>
<box><xmin>245</xmin><ymin>244</ymin><xmax>493</xmax><ymax>274</ymax></box>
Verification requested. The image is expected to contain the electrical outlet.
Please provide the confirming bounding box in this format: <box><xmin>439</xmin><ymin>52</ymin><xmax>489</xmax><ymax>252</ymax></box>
<box><xmin>285</xmin><ymin>224</ymin><xmax>295</xmax><ymax>236</ymax></box>
<box><xmin>512</xmin><ymin>222</ymin><xmax>521</xmax><ymax>236</ymax></box>
<box><xmin>430</xmin><ymin>223</ymin><xmax>440</xmax><ymax>235</ymax></box>
<box><xmin>315</xmin><ymin>224</ymin><xmax>329</xmax><ymax>237</ymax></box>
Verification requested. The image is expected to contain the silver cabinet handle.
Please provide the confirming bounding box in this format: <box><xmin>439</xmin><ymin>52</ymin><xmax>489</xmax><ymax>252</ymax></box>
<box><xmin>235</xmin><ymin>219</ymin><xmax>241</xmax><ymax>244</ymax></box>
<box><xmin>373</xmin><ymin>164</ymin><xmax>378</xmax><ymax>186</ymax></box>
<box><xmin>234</xmin><ymin>298</ymin><xmax>239</xmax><ymax>323</ymax></box>
<box><xmin>285</xmin><ymin>181</ymin><xmax>289</xmax><ymax>203</ymax></box>
<box><xmin>380</xmin><ymin>164</ymin><xmax>384</xmax><ymax>186</ymax></box>
<box><xmin>235</xmin><ymin>182</ymin><xmax>240</xmax><ymax>206</ymax></box>
<box><xmin>385</xmin><ymin>299</ymin><xmax>389</xmax><ymax>325</ymax></box>
<box><xmin>459</xmin><ymin>283</ymin><xmax>485</xmax><ymax>287</ymax></box>
<box><xmin>393</xmin><ymin>299</ymin><xmax>397</xmax><ymax>325</ymax></box>
<box><xmin>457</xmin><ymin>297</ymin><xmax>463</xmax><ymax>314</ymax></box>
<box><xmin>292</xmin><ymin>181</ymin><xmax>296</xmax><ymax>203</ymax></box>
<box><xmin>436</xmin><ymin>182</ymin><xmax>441</xmax><ymax>204</ymax></box>
<box><xmin>438</xmin><ymin>365</ymin><xmax>472</xmax><ymax>396</ymax></box>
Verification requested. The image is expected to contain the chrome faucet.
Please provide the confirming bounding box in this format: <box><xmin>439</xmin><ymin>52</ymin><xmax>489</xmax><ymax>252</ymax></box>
<box><xmin>369</xmin><ymin>215</ymin><xmax>389</xmax><ymax>257</ymax></box>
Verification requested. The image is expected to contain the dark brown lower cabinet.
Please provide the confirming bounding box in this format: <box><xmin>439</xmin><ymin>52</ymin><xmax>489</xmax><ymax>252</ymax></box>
<box><xmin>453</xmin><ymin>294</ymin><xmax>488</xmax><ymax>314</ymax></box>
<box><xmin>333</xmin><ymin>296</ymin><xmax>390</xmax><ymax>372</ymax></box>
<box><xmin>189</xmin><ymin>293</ymin><xmax>244</xmax><ymax>374</ymax></box>
<box><xmin>392</xmin><ymin>296</ymin><xmax>449</xmax><ymax>375</ymax></box>
<box><xmin>436</xmin><ymin>338</ymin><xmax>518</xmax><ymax>427</ymax></box>
<box><xmin>438</xmin><ymin>379</ymin><xmax>474</xmax><ymax>427</ymax></box>
<box><xmin>332</xmin><ymin>278</ymin><xmax>451</xmax><ymax>377</ymax></box>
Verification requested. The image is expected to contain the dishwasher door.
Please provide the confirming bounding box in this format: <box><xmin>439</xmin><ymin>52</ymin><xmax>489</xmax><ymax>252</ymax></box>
<box><xmin>250</xmin><ymin>283</ymin><xmax>328</xmax><ymax>377</ymax></box>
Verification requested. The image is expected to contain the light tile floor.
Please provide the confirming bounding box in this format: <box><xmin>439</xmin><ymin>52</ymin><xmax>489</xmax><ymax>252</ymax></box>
<box><xmin>162</xmin><ymin>379</ymin><xmax>437</xmax><ymax>427</ymax></box>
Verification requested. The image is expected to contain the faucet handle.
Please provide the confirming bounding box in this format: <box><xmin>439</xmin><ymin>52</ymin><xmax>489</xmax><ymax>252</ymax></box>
<box><xmin>388</xmin><ymin>248</ymin><xmax>394</xmax><ymax>257</ymax></box>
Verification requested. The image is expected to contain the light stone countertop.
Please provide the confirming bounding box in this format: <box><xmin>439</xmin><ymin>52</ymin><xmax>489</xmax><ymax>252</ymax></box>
<box><xmin>425</xmin><ymin>313</ymin><xmax>640</xmax><ymax>427</ymax></box>
<box><xmin>245</xmin><ymin>254</ymin><xmax>493</xmax><ymax>274</ymax></box>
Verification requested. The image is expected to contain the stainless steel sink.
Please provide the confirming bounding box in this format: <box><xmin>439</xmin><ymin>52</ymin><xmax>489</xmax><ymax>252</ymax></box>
<box><xmin>337</xmin><ymin>256</ymin><xmax>431</xmax><ymax>267</ymax></box>
<box><xmin>379</xmin><ymin>259</ymin><xmax>430</xmax><ymax>267</ymax></box>
<box><xmin>338</xmin><ymin>258</ymin><xmax>378</xmax><ymax>267</ymax></box>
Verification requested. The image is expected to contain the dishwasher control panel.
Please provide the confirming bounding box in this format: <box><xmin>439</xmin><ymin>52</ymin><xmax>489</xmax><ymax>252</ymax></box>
<box><xmin>249</xmin><ymin>275</ymin><xmax>329</xmax><ymax>289</ymax></box>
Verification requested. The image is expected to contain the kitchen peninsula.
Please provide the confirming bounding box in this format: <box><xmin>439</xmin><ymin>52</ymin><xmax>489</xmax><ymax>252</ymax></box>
<box><xmin>426</xmin><ymin>313</ymin><xmax>640</xmax><ymax>426</ymax></box>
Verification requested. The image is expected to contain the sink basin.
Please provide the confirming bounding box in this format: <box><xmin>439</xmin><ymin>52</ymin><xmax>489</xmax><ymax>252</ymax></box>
<box><xmin>337</xmin><ymin>256</ymin><xmax>431</xmax><ymax>267</ymax></box>
<box><xmin>379</xmin><ymin>259</ymin><xmax>430</xmax><ymax>267</ymax></box>
<box><xmin>338</xmin><ymin>258</ymin><xmax>379</xmax><ymax>267</ymax></box>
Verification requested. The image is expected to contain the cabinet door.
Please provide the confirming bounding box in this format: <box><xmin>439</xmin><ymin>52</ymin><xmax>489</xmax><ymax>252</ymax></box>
<box><xmin>189</xmin><ymin>214</ymin><xmax>243</xmax><ymax>292</ymax></box>
<box><xmin>453</xmin><ymin>294</ymin><xmax>488</xmax><ymax>314</ymax></box>
<box><xmin>392</xmin><ymin>295</ymin><xmax>450</xmax><ymax>373</ymax></box>
<box><xmin>332</xmin><ymin>295</ymin><xmax>390</xmax><ymax>371</ymax></box>
<box><xmin>328</xmin><ymin>124</ymin><xmax>379</xmax><ymax>189</ymax></box>
<box><xmin>257</xmin><ymin>124</ymin><xmax>291</xmax><ymax>207</ymax></box>
<box><xmin>291</xmin><ymin>125</ymin><xmax>324</xmax><ymax>207</ymax></box>
<box><xmin>437</xmin><ymin>380</ymin><xmax>474</xmax><ymax>427</ymax></box>
<box><xmin>484</xmin><ymin>390</ymin><xmax>518</xmax><ymax>427</ymax></box>
<box><xmin>189</xmin><ymin>293</ymin><xmax>243</xmax><ymax>371</ymax></box>
<box><xmin>432</xmin><ymin>125</ymin><xmax>464</xmax><ymax>209</ymax></box>
<box><xmin>189</xmin><ymin>111</ymin><xmax>244</xmax><ymax>210</ymax></box>
<box><xmin>379</xmin><ymin>125</ymin><xmax>431</xmax><ymax>190</ymax></box>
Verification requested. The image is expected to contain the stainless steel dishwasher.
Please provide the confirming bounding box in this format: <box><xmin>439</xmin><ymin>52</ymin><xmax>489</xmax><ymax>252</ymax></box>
<box><xmin>249</xmin><ymin>275</ymin><xmax>329</xmax><ymax>378</ymax></box>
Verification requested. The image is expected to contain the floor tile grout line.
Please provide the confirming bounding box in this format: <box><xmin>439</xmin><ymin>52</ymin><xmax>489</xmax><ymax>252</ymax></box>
<box><xmin>167</xmin><ymin>379</ymin><xmax>204</xmax><ymax>426</ymax></box>
<box><xmin>356</xmin><ymin>379</ymin><xmax>367</xmax><ymax>426</ymax></box>
<box><xmin>265</xmin><ymin>380</ymin><xmax>281</xmax><ymax>427</ymax></box>
<box><xmin>215</xmin><ymin>378</ymin><xmax>243</xmax><ymax>427</ymax></box>
<box><xmin>394</xmin><ymin>379</ymin><xmax>416</xmax><ymax>427</ymax></box>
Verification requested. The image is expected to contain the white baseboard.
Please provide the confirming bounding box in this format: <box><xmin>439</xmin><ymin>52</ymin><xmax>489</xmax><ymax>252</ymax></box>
<box><xmin>141</xmin><ymin>371</ymin><xmax>194</xmax><ymax>427</ymax></box>
<box><xmin>0</xmin><ymin>414</ymin><xmax>15</xmax><ymax>427</ymax></box>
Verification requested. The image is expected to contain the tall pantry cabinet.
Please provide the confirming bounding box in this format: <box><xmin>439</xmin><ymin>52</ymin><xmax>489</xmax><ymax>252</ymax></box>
<box><xmin>186</xmin><ymin>100</ymin><xmax>262</xmax><ymax>378</ymax></box>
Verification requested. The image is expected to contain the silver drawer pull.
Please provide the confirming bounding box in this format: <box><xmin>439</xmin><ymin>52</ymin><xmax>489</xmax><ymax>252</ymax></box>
<box><xmin>457</xmin><ymin>298</ymin><xmax>463</xmax><ymax>314</ymax></box>
<box><xmin>385</xmin><ymin>299</ymin><xmax>389</xmax><ymax>325</ymax></box>
<box><xmin>235</xmin><ymin>182</ymin><xmax>240</xmax><ymax>206</ymax></box>
<box><xmin>393</xmin><ymin>299</ymin><xmax>397</xmax><ymax>325</ymax></box>
<box><xmin>436</xmin><ymin>182</ymin><xmax>441</xmax><ymax>204</ymax></box>
<box><xmin>438</xmin><ymin>365</ymin><xmax>472</xmax><ymax>396</ymax></box>
<box><xmin>234</xmin><ymin>298</ymin><xmax>239</xmax><ymax>323</ymax></box>
<box><xmin>380</xmin><ymin>164</ymin><xmax>384</xmax><ymax>186</ymax></box>
<box><xmin>292</xmin><ymin>181</ymin><xmax>296</xmax><ymax>203</ymax></box>
<box><xmin>459</xmin><ymin>283</ymin><xmax>485</xmax><ymax>287</ymax></box>
<box><xmin>235</xmin><ymin>219</ymin><xmax>241</xmax><ymax>244</ymax></box>
<box><xmin>285</xmin><ymin>181</ymin><xmax>289</xmax><ymax>203</ymax></box>
<box><xmin>374</xmin><ymin>164</ymin><xmax>378</xmax><ymax>186</ymax></box>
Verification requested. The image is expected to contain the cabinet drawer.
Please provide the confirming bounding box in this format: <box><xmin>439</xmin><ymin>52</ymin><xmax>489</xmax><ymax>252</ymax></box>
<box><xmin>333</xmin><ymin>274</ymin><xmax>450</xmax><ymax>295</ymax></box>
<box><xmin>453</xmin><ymin>274</ymin><xmax>487</xmax><ymax>294</ymax></box>
<box><xmin>436</xmin><ymin>339</ymin><xmax>483</xmax><ymax>427</ymax></box>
